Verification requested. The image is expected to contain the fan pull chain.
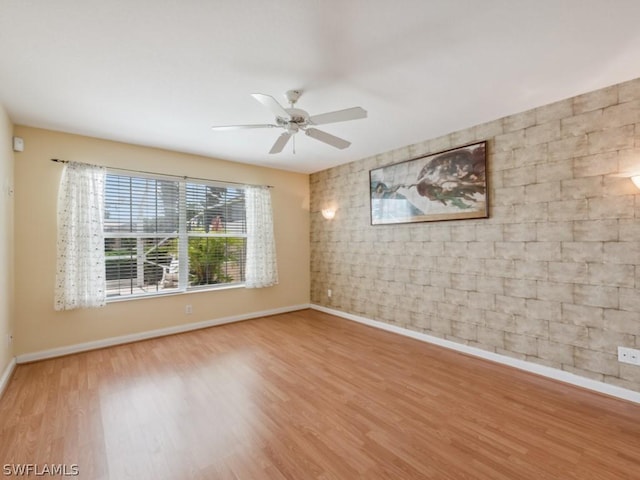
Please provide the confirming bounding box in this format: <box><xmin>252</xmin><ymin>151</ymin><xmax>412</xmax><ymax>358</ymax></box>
<box><xmin>293</xmin><ymin>134</ymin><xmax>296</xmax><ymax>154</ymax></box>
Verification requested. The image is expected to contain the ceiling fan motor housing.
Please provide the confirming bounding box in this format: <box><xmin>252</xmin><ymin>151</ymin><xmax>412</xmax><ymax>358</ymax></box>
<box><xmin>280</xmin><ymin>108</ymin><xmax>310</xmax><ymax>127</ymax></box>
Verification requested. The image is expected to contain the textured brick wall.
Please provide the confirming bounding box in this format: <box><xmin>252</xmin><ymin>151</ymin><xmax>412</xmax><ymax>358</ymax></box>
<box><xmin>310</xmin><ymin>78</ymin><xmax>640</xmax><ymax>392</ymax></box>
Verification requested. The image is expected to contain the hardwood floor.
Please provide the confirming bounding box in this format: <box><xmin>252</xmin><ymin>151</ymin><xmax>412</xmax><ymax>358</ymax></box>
<box><xmin>1</xmin><ymin>309</ymin><xmax>639</xmax><ymax>479</ymax></box>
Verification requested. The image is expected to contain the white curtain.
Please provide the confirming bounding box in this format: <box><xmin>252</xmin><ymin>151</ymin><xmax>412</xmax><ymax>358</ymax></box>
<box><xmin>54</xmin><ymin>162</ymin><xmax>107</xmax><ymax>310</ymax></box>
<box><xmin>245</xmin><ymin>185</ymin><xmax>278</xmax><ymax>288</ymax></box>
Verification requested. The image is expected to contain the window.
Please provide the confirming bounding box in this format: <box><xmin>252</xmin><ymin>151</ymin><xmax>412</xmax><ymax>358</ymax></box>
<box><xmin>104</xmin><ymin>172</ymin><xmax>247</xmax><ymax>298</ymax></box>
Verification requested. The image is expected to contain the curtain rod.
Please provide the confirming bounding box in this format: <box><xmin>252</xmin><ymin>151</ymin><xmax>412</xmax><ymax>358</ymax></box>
<box><xmin>50</xmin><ymin>158</ymin><xmax>274</xmax><ymax>189</ymax></box>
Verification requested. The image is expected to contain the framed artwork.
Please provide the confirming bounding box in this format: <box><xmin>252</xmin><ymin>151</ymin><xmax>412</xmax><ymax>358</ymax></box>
<box><xmin>369</xmin><ymin>141</ymin><xmax>488</xmax><ymax>225</ymax></box>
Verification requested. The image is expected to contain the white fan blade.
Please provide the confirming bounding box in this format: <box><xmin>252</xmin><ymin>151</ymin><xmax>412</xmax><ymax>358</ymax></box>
<box><xmin>269</xmin><ymin>132</ymin><xmax>292</xmax><ymax>154</ymax></box>
<box><xmin>251</xmin><ymin>93</ymin><xmax>291</xmax><ymax>120</ymax></box>
<box><xmin>211</xmin><ymin>124</ymin><xmax>277</xmax><ymax>131</ymax></box>
<box><xmin>305</xmin><ymin>128</ymin><xmax>351</xmax><ymax>149</ymax></box>
<box><xmin>309</xmin><ymin>107</ymin><xmax>367</xmax><ymax>125</ymax></box>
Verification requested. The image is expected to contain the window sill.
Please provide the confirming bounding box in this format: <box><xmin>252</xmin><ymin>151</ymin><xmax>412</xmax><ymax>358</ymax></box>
<box><xmin>106</xmin><ymin>283</ymin><xmax>245</xmax><ymax>303</ymax></box>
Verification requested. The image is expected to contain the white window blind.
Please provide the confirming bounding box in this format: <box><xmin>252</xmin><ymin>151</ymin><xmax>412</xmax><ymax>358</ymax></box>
<box><xmin>104</xmin><ymin>172</ymin><xmax>246</xmax><ymax>298</ymax></box>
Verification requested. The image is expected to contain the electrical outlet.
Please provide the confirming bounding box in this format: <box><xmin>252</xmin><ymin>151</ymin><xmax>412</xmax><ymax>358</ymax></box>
<box><xmin>327</xmin><ymin>289</ymin><xmax>332</xmax><ymax>298</ymax></box>
<box><xmin>618</xmin><ymin>346</ymin><xmax>640</xmax><ymax>366</ymax></box>
<box><xmin>185</xmin><ymin>304</ymin><xmax>192</xmax><ymax>315</ymax></box>
<box><xmin>3</xmin><ymin>180</ymin><xmax>13</xmax><ymax>197</ymax></box>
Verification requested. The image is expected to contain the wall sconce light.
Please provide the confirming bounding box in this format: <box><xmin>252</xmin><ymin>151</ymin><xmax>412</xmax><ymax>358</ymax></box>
<box><xmin>321</xmin><ymin>208</ymin><xmax>336</xmax><ymax>220</ymax></box>
<box><xmin>631</xmin><ymin>175</ymin><xmax>640</xmax><ymax>190</ymax></box>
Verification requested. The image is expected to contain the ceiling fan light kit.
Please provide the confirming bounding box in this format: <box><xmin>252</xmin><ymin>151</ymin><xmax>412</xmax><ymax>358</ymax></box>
<box><xmin>211</xmin><ymin>90</ymin><xmax>367</xmax><ymax>154</ymax></box>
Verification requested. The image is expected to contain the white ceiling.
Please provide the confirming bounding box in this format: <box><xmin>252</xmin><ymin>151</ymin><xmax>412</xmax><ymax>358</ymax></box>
<box><xmin>1</xmin><ymin>1</ymin><xmax>640</xmax><ymax>174</ymax></box>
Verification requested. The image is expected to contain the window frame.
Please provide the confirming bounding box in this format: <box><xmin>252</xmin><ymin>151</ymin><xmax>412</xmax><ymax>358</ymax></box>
<box><xmin>103</xmin><ymin>171</ymin><xmax>247</xmax><ymax>301</ymax></box>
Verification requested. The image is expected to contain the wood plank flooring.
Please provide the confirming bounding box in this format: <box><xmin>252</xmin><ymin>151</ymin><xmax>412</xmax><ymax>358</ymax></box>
<box><xmin>1</xmin><ymin>309</ymin><xmax>639</xmax><ymax>479</ymax></box>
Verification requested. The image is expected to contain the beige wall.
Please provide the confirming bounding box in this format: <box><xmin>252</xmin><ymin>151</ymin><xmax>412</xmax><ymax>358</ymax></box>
<box><xmin>311</xmin><ymin>78</ymin><xmax>640</xmax><ymax>392</ymax></box>
<box><xmin>13</xmin><ymin>126</ymin><xmax>309</xmax><ymax>355</ymax></box>
<box><xmin>0</xmin><ymin>104</ymin><xmax>14</xmax><ymax>374</ymax></box>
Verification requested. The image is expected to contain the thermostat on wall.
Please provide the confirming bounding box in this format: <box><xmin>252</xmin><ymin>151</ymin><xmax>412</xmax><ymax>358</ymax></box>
<box><xmin>12</xmin><ymin>136</ymin><xmax>24</xmax><ymax>152</ymax></box>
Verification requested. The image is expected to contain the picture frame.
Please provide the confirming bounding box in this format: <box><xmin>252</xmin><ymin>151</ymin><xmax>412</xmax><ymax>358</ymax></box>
<box><xmin>369</xmin><ymin>141</ymin><xmax>488</xmax><ymax>225</ymax></box>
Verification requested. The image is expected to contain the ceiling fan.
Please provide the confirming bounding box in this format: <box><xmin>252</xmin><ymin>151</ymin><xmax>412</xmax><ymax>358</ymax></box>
<box><xmin>211</xmin><ymin>90</ymin><xmax>367</xmax><ymax>154</ymax></box>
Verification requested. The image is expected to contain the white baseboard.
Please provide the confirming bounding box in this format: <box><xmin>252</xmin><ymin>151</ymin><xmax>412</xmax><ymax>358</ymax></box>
<box><xmin>311</xmin><ymin>304</ymin><xmax>640</xmax><ymax>405</ymax></box>
<box><xmin>0</xmin><ymin>357</ymin><xmax>16</xmax><ymax>398</ymax></box>
<box><xmin>16</xmin><ymin>304</ymin><xmax>311</xmax><ymax>364</ymax></box>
